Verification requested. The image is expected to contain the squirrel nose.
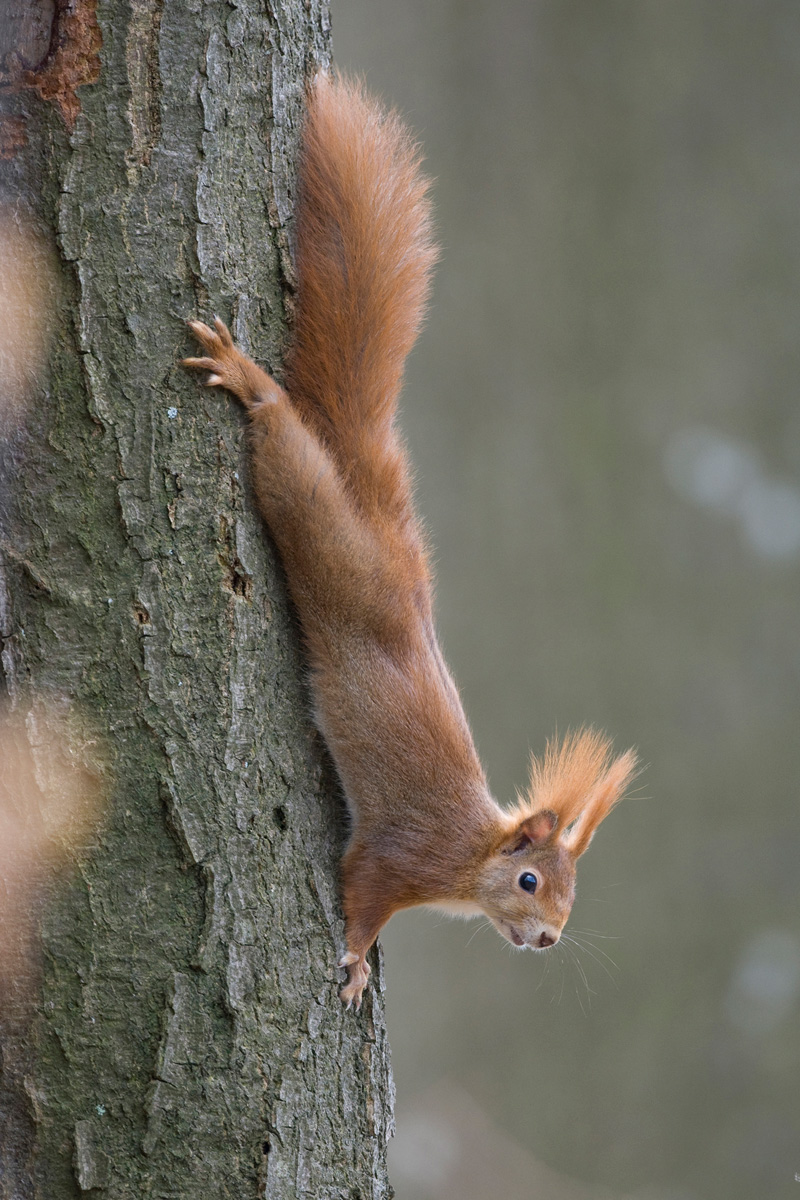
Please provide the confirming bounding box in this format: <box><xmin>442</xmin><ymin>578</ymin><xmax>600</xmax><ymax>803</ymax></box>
<box><xmin>537</xmin><ymin>932</ymin><xmax>557</xmax><ymax>949</ymax></box>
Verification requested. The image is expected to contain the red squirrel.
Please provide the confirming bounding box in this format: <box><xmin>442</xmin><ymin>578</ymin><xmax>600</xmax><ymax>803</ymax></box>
<box><xmin>184</xmin><ymin>73</ymin><xmax>638</xmax><ymax>1008</ymax></box>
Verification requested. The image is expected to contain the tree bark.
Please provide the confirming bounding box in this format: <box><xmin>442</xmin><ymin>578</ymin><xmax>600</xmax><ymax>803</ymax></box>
<box><xmin>0</xmin><ymin>2</ymin><xmax>394</xmax><ymax>1197</ymax></box>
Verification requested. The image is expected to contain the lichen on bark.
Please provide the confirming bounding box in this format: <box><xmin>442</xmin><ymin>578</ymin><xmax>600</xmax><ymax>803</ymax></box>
<box><xmin>0</xmin><ymin>2</ymin><xmax>394</xmax><ymax>1197</ymax></box>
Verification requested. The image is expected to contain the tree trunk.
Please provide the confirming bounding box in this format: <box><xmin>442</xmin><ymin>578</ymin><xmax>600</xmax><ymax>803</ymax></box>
<box><xmin>0</xmin><ymin>2</ymin><xmax>394</xmax><ymax>1197</ymax></box>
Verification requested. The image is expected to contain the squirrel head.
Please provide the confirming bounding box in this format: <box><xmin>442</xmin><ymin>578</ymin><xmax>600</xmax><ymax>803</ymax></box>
<box><xmin>474</xmin><ymin>729</ymin><xmax>638</xmax><ymax>950</ymax></box>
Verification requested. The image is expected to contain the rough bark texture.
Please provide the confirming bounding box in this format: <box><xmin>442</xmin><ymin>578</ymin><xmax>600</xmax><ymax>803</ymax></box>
<box><xmin>0</xmin><ymin>2</ymin><xmax>394</xmax><ymax>1197</ymax></box>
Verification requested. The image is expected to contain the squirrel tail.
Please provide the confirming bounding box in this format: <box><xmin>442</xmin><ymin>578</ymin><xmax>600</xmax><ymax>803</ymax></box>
<box><xmin>285</xmin><ymin>73</ymin><xmax>437</xmax><ymax>531</ymax></box>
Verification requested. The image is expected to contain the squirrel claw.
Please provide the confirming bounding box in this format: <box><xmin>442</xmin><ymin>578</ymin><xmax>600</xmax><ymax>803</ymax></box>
<box><xmin>187</xmin><ymin>319</ymin><xmax>215</xmax><ymax>343</ymax></box>
<box><xmin>338</xmin><ymin>951</ymin><xmax>370</xmax><ymax>1009</ymax></box>
<box><xmin>213</xmin><ymin>316</ymin><xmax>234</xmax><ymax>345</ymax></box>
<box><xmin>339</xmin><ymin>981</ymin><xmax>363</xmax><ymax>1011</ymax></box>
<box><xmin>185</xmin><ymin>319</ymin><xmax>231</xmax><ymax>359</ymax></box>
<box><xmin>181</xmin><ymin>357</ymin><xmax>219</xmax><ymax>378</ymax></box>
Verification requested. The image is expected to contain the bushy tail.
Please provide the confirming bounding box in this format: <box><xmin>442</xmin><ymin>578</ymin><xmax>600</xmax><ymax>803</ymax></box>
<box><xmin>285</xmin><ymin>73</ymin><xmax>437</xmax><ymax>532</ymax></box>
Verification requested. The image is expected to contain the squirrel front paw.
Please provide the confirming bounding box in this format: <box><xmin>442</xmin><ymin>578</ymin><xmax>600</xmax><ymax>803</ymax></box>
<box><xmin>183</xmin><ymin>318</ymin><xmax>279</xmax><ymax>410</ymax></box>
<box><xmin>338</xmin><ymin>950</ymin><xmax>371</xmax><ymax>1010</ymax></box>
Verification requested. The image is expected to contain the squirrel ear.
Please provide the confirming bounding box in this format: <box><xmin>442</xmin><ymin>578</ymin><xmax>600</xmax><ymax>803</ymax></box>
<box><xmin>503</xmin><ymin>809</ymin><xmax>558</xmax><ymax>854</ymax></box>
<box><xmin>564</xmin><ymin>749</ymin><xmax>638</xmax><ymax>859</ymax></box>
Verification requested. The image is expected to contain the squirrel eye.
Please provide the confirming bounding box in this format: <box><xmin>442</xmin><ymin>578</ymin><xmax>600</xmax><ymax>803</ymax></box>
<box><xmin>519</xmin><ymin>872</ymin><xmax>538</xmax><ymax>894</ymax></box>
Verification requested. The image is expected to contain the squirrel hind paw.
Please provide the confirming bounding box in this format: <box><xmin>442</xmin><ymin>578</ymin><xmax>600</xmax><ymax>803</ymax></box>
<box><xmin>339</xmin><ymin>979</ymin><xmax>365</xmax><ymax>1011</ymax></box>
<box><xmin>338</xmin><ymin>953</ymin><xmax>371</xmax><ymax>1009</ymax></box>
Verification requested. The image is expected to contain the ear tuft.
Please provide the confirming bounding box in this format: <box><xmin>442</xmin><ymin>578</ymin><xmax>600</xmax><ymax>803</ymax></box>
<box><xmin>518</xmin><ymin>728</ymin><xmax>639</xmax><ymax>857</ymax></box>
<box><xmin>563</xmin><ymin>747</ymin><xmax>639</xmax><ymax>858</ymax></box>
<box><xmin>526</xmin><ymin>728</ymin><xmax>613</xmax><ymax>828</ymax></box>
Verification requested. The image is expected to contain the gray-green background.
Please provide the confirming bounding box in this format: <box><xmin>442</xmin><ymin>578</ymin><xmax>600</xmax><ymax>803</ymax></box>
<box><xmin>334</xmin><ymin>3</ymin><xmax>800</xmax><ymax>1198</ymax></box>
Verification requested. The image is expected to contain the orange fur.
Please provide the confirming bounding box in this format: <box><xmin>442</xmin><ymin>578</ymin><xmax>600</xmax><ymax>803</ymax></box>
<box><xmin>285</xmin><ymin>73</ymin><xmax>437</xmax><ymax>594</ymax></box>
<box><xmin>183</xmin><ymin>74</ymin><xmax>637</xmax><ymax>1009</ymax></box>
<box><xmin>514</xmin><ymin>728</ymin><xmax>637</xmax><ymax>833</ymax></box>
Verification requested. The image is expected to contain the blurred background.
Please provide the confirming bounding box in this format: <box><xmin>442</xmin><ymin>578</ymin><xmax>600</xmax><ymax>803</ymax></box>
<box><xmin>334</xmin><ymin>3</ymin><xmax>800</xmax><ymax>1198</ymax></box>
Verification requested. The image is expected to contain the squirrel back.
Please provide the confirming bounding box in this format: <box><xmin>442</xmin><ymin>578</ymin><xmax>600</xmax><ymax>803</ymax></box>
<box><xmin>285</xmin><ymin>74</ymin><xmax>437</xmax><ymax>546</ymax></box>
